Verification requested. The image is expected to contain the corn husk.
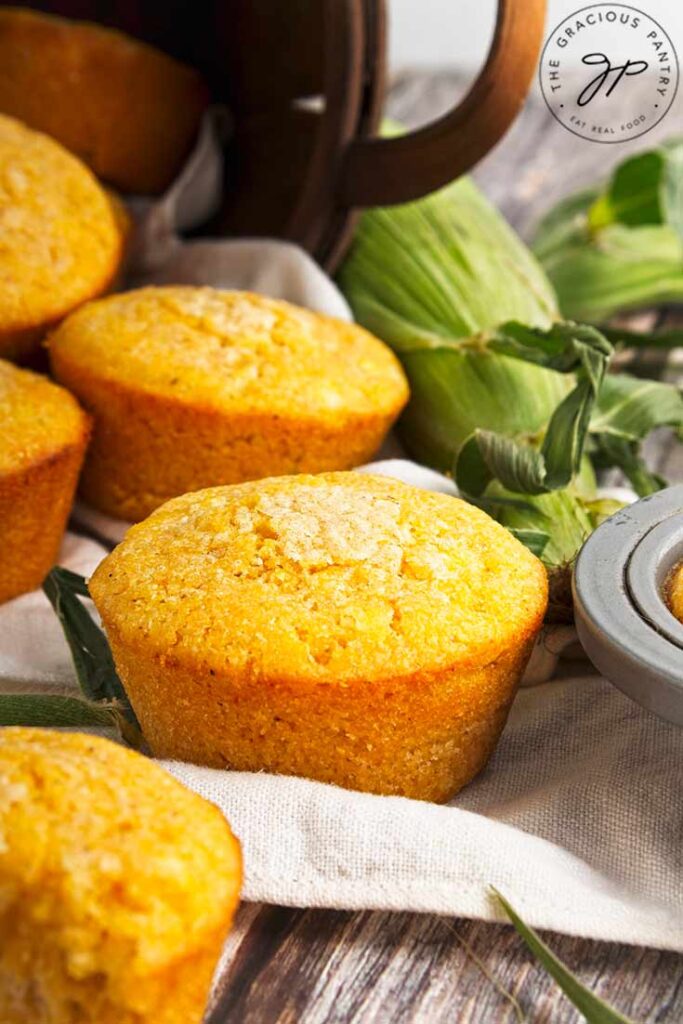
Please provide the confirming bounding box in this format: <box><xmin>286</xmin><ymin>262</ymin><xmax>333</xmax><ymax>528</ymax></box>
<box><xmin>533</xmin><ymin>140</ymin><xmax>683</xmax><ymax>322</ymax></box>
<box><xmin>338</xmin><ymin>177</ymin><xmax>569</xmax><ymax>471</ymax></box>
<box><xmin>338</xmin><ymin>174</ymin><xmax>683</xmax><ymax>577</ymax></box>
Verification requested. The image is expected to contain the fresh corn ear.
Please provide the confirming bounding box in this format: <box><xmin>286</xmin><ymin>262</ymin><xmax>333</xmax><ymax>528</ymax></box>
<box><xmin>533</xmin><ymin>139</ymin><xmax>683</xmax><ymax>322</ymax></box>
<box><xmin>337</xmin><ymin>177</ymin><xmax>570</xmax><ymax>472</ymax></box>
<box><xmin>337</xmin><ymin>174</ymin><xmax>683</xmax><ymax>579</ymax></box>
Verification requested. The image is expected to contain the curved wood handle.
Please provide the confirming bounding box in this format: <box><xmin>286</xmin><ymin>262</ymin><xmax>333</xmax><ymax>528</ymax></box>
<box><xmin>339</xmin><ymin>0</ymin><xmax>546</xmax><ymax>208</ymax></box>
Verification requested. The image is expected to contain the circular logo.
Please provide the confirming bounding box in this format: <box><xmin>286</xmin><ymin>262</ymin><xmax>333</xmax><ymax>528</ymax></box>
<box><xmin>539</xmin><ymin>3</ymin><xmax>679</xmax><ymax>143</ymax></box>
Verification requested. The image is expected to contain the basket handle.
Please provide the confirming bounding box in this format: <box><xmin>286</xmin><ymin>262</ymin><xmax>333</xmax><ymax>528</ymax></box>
<box><xmin>339</xmin><ymin>0</ymin><xmax>546</xmax><ymax>207</ymax></box>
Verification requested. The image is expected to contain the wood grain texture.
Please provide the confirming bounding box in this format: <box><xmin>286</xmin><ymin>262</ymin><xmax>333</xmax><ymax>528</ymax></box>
<box><xmin>207</xmin><ymin>75</ymin><xmax>683</xmax><ymax>1023</ymax></box>
<box><xmin>208</xmin><ymin>905</ymin><xmax>683</xmax><ymax>1023</ymax></box>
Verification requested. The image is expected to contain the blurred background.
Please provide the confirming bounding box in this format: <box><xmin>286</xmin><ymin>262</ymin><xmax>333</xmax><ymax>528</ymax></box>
<box><xmin>388</xmin><ymin>0</ymin><xmax>683</xmax><ymax>73</ymax></box>
<box><xmin>385</xmin><ymin>0</ymin><xmax>683</xmax><ymax>240</ymax></box>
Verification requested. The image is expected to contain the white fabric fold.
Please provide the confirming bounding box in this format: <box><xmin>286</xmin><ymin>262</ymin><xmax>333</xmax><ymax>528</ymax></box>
<box><xmin>2</xmin><ymin>512</ymin><xmax>681</xmax><ymax>949</ymax></box>
<box><xmin>165</xmin><ymin>678</ymin><xmax>683</xmax><ymax>948</ymax></box>
<box><xmin>4</xmin><ymin>108</ymin><xmax>680</xmax><ymax>951</ymax></box>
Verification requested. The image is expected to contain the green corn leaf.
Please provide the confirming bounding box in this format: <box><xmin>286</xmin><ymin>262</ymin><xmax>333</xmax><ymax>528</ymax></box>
<box><xmin>338</xmin><ymin>175</ymin><xmax>572</xmax><ymax>473</ymax></box>
<box><xmin>0</xmin><ymin>693</ymin><xmax>125</xmax><ymax>730</ymax></box>
<box><xmin>495</xmin><ymin>488</ymin><xmax>595</xmax><ymax>572</ymax></box>
<box><xmin>583</xmin><ymin>497</ymin><xmax>628</xmax><ymax>530</ymax></box>
<box><xmin>455</xmin><ymin>322</ymin><xmax>610</xmax><ymax>498</ymax></box>
<box><xmin>588</xmin><ymin>140</ymin><xmax>683</xmax><ymax>238</ymax></box>
<box><xmin>591</xmin><ymin>434</ymin><xmax>666</xmax><ymax>497</ymax></box>
<box><xmin>534</xmin><ymin>139</ymin><xmax>683</xmax><ymax>322</ymax></box>
<box><xmin>42</xmin><ymin>568</ymin><xmax>142</xmax><ymax>744</ymax></box>
<box><xmin>457</xmin><ymin>431</ymin><xmax>546</xmax><ymax>497</ymax></box>
<box><xmin>338</xmin><ymin>162</ymin><xmax>676</xmax><ymax>577</ymax></box>
<box><xmin>664</xmin><ymin>140</ymin><xmax>683</xmax><ymax>240</ymax></box>
<box><xmin>506</xmin><ymin>529</ymin><xmax>550</xmax><ymax>557</ymax></box>
<box><xmin>339</xmin><ymin>175</ymin><xmax>559</xmax><ymax>349</ymax></box>
<box><xmin>492</xmin><ymin>889</ymin><xmax>638</xmax><ymax>1024</ymax></box>
<box><xmin>600</xmin><ymin>325</ymin><xmax>683</xmax><ymax>350</ymax></box>
<box><xmin>536</xmin><ymin>221</ymin><xmax>683</xmax><ymax>323</ymax></box>
<box><xmin>398</xmin><ymin>346</ymin><xmax>571</xmax><ymax>472</ymax></box>
<box><xmin>487</xmin><ymin>321</ymin><xmax>612</xmax><ymax>385</ymax></box>
<box><xmin>533</xmin><ymin>188</ymin><xmax>600</xmax><ymax>264</ymax></box>
<box><xmin>590</xmin><ymin>374</ymin><xmax>683</xmax><ymax>440</ymax></box>
<box><xmin>588</xmin><ymin>152</ymin><xmax>663</xmax><ymax>233</ymax></box>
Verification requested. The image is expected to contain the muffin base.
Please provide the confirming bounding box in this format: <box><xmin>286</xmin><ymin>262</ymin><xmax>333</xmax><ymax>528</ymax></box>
<box><xmin>0</xmin><ymin>919</ymin><xmax>228</xmax><ymax>1024</ymax></box>
<box><xmin>48</xmin><ymin>369</ymin><xmax>402</xmax><ymax>522</ymax></box>
<box><xmin>106</xmin><ymin>629</ymin><xmax>540</xmax><ymax>803</ymax></box>
<box><xmin>0</xmin><ymin>439</ymin><xmax>88</xmax><ymax>604</ymax></box>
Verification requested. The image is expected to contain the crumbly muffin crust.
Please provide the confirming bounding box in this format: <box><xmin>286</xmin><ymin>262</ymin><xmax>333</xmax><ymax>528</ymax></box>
<box><xmin>50</xmin><ymin>289</ymin><xmax>409</xmax><ymax>520</ymax></box>
<box><xmin>50</xmin><ymin>287</ymin><xmax>408</xmax><ymax>418</ymax></box>
<box><xmin>0</xmin><ymin>115</ymin><xmax>126</xmax><ymax>360</ymax></box>
<box><xmin>0</xmin><ymin>360</ymin><xmax>90</xmax><ymax>604</ymax></box>
<box><xmin>0</xmin><ymin>728</ymin><xmax>241</xmax><ymax>1024</ymax></box>
<box><xmin>0</xmin><ymin>359</ymin><xmax>87</xmax><ymax>474</ymax></box>
<box><xmin>91</xmin><ymin>472</ymin><xmax>546</xmax><ymax>681</ymax></box>
<box><xmin>91</xmin><ymin>473</ymin><xmax>548</xmax><ymax>800</ymax></box>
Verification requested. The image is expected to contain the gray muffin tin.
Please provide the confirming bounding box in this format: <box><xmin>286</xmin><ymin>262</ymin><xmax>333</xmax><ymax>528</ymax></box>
<box><xmin>573</xmin><ymin>485</ymin><xmax>683</xmax><ymax>726</ymax></box>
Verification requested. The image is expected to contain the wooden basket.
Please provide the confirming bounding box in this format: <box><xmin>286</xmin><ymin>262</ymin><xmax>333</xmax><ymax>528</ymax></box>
<box><xmin>10</xmin><ymin>0</ymin><xmax>546</xmax><ymax>269</ymax></box>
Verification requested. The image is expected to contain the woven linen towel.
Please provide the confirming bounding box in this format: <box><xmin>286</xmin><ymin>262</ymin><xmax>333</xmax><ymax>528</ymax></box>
<box><xmin>6</xmin><ymin>107</ymin><xmax>681</xmax><ymax>951</ymax></box>
<box><xmin>2</xmin><ymin>495</ymin><xmax>682</xmax><ymax>950</ymax></box>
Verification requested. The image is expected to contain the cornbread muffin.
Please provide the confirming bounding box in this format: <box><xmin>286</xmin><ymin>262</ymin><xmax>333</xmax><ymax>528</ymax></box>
<box><xmin>90</xmin><ymin>472</ymin><xmax>548</xmax><ymax>802</ymax></box>
<box><xmin>0</xmin><ymin>115</ymin><xmax>127</xmax><ymax>361</ymax></box>
<box><xmin>0</xmin><ymin>728</ymin><xmax>241</xmax><ymax>1024</ymax></box>
<box><xmin>0</xmin><ymin>8</ymin><xmax>209</xmax><ymax>193</ymax></box>
<box><xmin>667</xmin><ymin>562</ymin><xmax>683</xmax><ymax>622</ymax></box>
<box><xmin>0</xmin><ymin>360</ymin><xmax>89</xmax><ymax>604</ymax></box>
<box><xmin>50</xmin><ymin>287</ymin><xmax>409</xmax><ymax>521</ymax></box>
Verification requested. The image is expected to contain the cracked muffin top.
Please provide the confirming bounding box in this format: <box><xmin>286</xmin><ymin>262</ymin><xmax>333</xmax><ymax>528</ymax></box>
<box><xmin>89</xmin><ymin>472</ymin><xmax>548</xmax><ymax>683</ymax></box>
<box><xmin>49</xmin><ymin>286</ymin><xmax>409</xmax><ymax>421</ymax></box>
<box><xmin>0</xmin><ymin>728</ymin><xmax>241</xmax><ymax>1022</ymax></box>
<box><xmin>0</xmin><ymin>114</ymin><xmax>126</xmax><ymax>353</ymax></box>
<box><xmin>0</xmin><ymin>359</ymin><xmax>89</xmax><ymax>474</ymax></box>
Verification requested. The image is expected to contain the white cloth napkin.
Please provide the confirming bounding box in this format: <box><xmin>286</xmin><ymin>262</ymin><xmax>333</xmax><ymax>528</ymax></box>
<box><xmin>5</xmin><ymin>109</ymin><xmax>681</xmax><ymax>951</ymax></box>
<box><xmin>3</xmin><ymin>489</ymin><xmax>682</xmax><ymax>950</ymax></box>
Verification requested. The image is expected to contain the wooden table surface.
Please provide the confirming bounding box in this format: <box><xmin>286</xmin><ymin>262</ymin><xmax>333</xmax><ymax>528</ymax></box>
<box><xmin>206</xmin><ymin>75</ymin><xmax>683</xmax><ymax>1023</ymax></box>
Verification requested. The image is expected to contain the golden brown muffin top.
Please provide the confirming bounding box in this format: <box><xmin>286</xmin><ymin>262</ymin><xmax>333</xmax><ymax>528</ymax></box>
<box><xmin>49</xmin><ymin>287</ymin><xmax>409</xmax><ymax>420</ymax></box>
<box><xmin>0</xmin><ymin>728</ymin><xmax>241</xmax><ymax>980</ymax></box>
<box><xmin>90</xmin><ymin>472</ymin><xmax>548</xmax><ymax>683</ymax></box>
<box><xmin>0</xmin><ymin>7</ymin><xmax>209</xmax><ymax>194</ymax></box>
<box><xmin>667</xmin><ymin>562</ymin><xmax>683</xmax><ymax>623</ymax></box>
<box><xmin>0</xmin><ymin>359</ymin><xmax>89</xmax><ymax>474</ymax></box>
<box><xmin>0</xmin><ymin>114</ymin><xmax>126</xmax><ymax>338</ymax></box>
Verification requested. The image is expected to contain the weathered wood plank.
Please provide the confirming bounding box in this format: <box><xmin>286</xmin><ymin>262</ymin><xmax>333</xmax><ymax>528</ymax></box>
<box><xmin>208</xmin><ymin>904</ymin><xmax>683</xmax><ymax>1023</ymax></box>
